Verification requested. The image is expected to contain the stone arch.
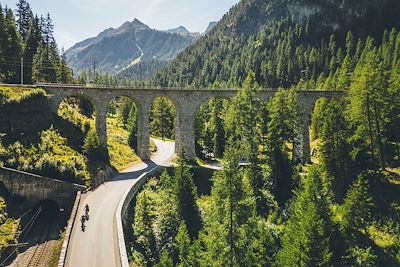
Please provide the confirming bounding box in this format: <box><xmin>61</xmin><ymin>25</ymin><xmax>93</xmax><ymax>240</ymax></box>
<box><xmin>194</xmin><ymin>96</ymin><xmax>233</xmax><ymax>159</ymax></box>
<box><xmin>149</xmin><ymin>95</ymin><xmax>178</xmax><ymax>141</ymax></box>
<box><xmin>45</xmin><ymin>89</ymin><xmax>99</xmax><ymax>117</ymax></box>
<box><xmin>44</xmin><ymin>89</ymin><xmax>111</xmax><ymax>161</ymax></box>
<box><xmin>56</xmin><ymin>94</ymin><xmax>98</xmax><ymax>119</ymax></box>
<box><xmin>105</xmin><ymin>95</ymin><xmax>144</xmax><ymax>165</ymax></box>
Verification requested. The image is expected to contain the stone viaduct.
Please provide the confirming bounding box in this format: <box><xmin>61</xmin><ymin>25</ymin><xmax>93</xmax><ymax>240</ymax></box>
<box><xmin>39</xmin><ymin>84</ymin><xmax>344</xmax><ymax>163</ymax></box>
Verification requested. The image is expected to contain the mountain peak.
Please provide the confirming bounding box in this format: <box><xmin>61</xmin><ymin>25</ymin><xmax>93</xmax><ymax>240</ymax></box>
<box><xmin>131</xmin><ymin>18</ymin><xmax>148</xmax><ymax>28</ymax></box>
<box><xmin>166</xmin><ymin>26</ymin><xmax>190</xmax><ymax>35</ymax></box>
<box><xmin>118</xmin><ymin>18</ymin><xmax>150</xmax><ymax>32</ymax></box>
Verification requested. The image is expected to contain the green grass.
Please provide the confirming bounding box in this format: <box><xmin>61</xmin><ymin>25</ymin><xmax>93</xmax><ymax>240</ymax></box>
<box><xmin>1</xmin><ymin>128</ymin><xmax>90</xmax><ymax>185</ymax></box>
<box><xmin>59</xmin><ymin>101</ymin><xmax>141</xmax><ymax>173</ymax></box>
<box><xmin>58</xmin><ymin>101</ymin><xmax>93</xmax><ymax>133</ymax></box>
<box><xmin>0</xmin><ymin>86</ymin><xmax>45</xmax><ymax>104</ymax></box>
<box><xmin>107</xmin><ymin>117</ymin><xmax>140</xmax><ymax>171</ymax></box>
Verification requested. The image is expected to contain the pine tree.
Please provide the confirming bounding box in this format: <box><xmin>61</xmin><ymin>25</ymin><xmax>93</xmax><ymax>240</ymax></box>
<box><xmin>42</xmin><ymin>12</ymin><xmax>55</xmax><ymax>53</ymax></box>
<box><xmin>127</xmin><ymin>104</ymin><xmax>138</xmax><ymax>150</ymax></box>
<box><xmin>276</xmin><ymin>166</ymin><xmax>333</xmax><ymax>267</ymax></box>
<box><xmin>59</xmin><ymin>48</ymin><xmax>73</xmax><ymax>83</ymax></box>
<box><xmin>345</xmin><ymin>31</ymin><xmax>355</xmax><ymax>57</ymax></box>
<box><xmin>347</xmin><ymin>50</ymin><xmax>389</xmax><ymax>169</ymax></box>
<box><xmin>32</xmin><ymin>41</ymin><xmax>57</xmax><ymax>82</ymax></box>
<box><xmin>156</xmin><ymin>253</ymin><xmax>174</xmax><ymax>267</ymax></box>
<box><xmin>226</xmin><ymin>72</ymin><xmax>267</xmax><ymax>214</ymax></box>
<box><xmin>3</xmin><ymin>8</ymin><xmax>21</xmax><ymax>83</ymax></box>
<box><xmin>336</xmin><ymin>55</ymin><xmax>354</xmax><ymax>90</ymax></box>
<box><xmin>200</xmin><ymin>144</ymin><xmax>256</xmax><ymax>267</ymax></box>
<box><xmin>310</xmin><ymin>97</ymin><xmax>327</xmax><ymax>140</ymax></box>
<box><xmin>319</xmin><ymin>99</ymin><xmax>353</xmax><ymax>200</ymax></box>
<box><xmin>150</xmin><ymin>98</ymin><xmax>175</xmax><ymax>140</ymax></box>
<box><xmin>23</xmin><ymin>15</ymin><xmax>41</xmax><ymax>83</ymax></box>
<box><xmin>133</xmin><ymin>191</ymin><xmax>158</xmax><ymax>265</ymax></box>
<box><xmin>15</xmin><ymin>0</ymin><xmax>32</xmax><ymax>41</ymax></box>
<box><xmin>267</xmin><ymin>89</ymin><xmax>298</xmax><ymax>205</ymax></box>
<box><xmin>387</xmin><ymin>60</ymin><xmax>400</xmax><ymax>162</ymax></box>
<box><xmin>83</xmin><ymin>127</ymin><xmax>100</xmax><ymax>160</ymax></box>
<box><xmin>341</xmin><ymin>174</ymin><xmax>374</xmax><ymax>232</ymax></box>
<box><xmin>176</xmin><ymin>223</ymin><xmax>191</xmax><ymax>267</ymax></box>
<box><xmin>173</xmin><ymin>156</ymin><xmax>202</xmax><ymax>239</ymax></box>
<box><xmin>118</xmin><ymin>97</ymin><xmax>133</xmax><ymax>127</ymax></box>
<box><xmin>210</xmin><ymin>99</ymin><xmax>225</xmax><ymax>158</ymax></box>
<box><xmin>153</xmin><ymin>188</ymin><xmax>180</xmax><ymax>258</ymax></box>
<box><xmin>0</xmin><ymin>4</ymin><xmax>6</xmax><ymax>81</ymax></box>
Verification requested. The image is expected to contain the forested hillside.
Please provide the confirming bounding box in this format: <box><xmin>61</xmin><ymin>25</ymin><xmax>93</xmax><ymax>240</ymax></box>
<box><xmin>151</xmin><ymin>0</ymin><xmax>400</xmax><ymax>88</ymax></box>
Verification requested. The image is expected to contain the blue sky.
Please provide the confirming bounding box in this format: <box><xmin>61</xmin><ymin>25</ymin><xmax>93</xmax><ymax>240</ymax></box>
<box><xmin>1</xmin><ymin>0</ymin><xmax>240</xmax><ymax>50</ymax></box>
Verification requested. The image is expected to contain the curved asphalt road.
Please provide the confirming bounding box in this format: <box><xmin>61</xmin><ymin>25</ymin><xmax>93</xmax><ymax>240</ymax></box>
<box><xmin>66</xmin><ymin>140</ymin><xmax>175</xmax><ymax>267</ymax></box>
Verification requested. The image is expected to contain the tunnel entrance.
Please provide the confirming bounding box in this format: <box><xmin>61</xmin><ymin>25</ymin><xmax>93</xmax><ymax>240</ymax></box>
<box><xmin>19</xmin><ymin>199</ymin><xmax>66</xmax><ymax>247</ymax></box>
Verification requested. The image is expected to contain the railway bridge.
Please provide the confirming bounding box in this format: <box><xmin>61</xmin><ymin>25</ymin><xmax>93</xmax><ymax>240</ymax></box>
<box><xmin>39</xmin><ymin>84</ymin><xmax>344</xmax><ymax>163</ymax></box>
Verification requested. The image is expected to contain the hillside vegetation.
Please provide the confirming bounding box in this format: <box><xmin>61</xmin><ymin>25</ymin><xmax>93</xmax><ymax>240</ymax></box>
<box><xmin>151</xmin><ymin>0</ymin><xmax>400</xmax><ymax>88</ymax></box>
<box><xmin>0</xmin><ymin>87</ymin><xmax>143</xmax><ymax>185</ymax></box>
<box><xmin>0</xmin><ymin>86</ymin><xmax>91</xmax><ymax>184</ymax></box>
<box><xmin>127</xmin><ymin>0</ymin><xmax>400</xmax><ymax>265</ymax></box>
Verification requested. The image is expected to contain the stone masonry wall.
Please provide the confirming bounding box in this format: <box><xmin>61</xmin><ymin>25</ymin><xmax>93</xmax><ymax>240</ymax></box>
<box><xmin>0</xmin><ymin>167</ymin><xmax>85</xmax><ymax>208</ymax></box>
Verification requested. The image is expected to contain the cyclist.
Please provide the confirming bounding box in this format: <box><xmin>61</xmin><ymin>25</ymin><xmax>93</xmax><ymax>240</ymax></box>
<box><xmin>85</xmin><ymin>204</ymin><xmax>90</xmax><ymax>220</ymax></box>
<box><xmin>81</xmin><ymin>214</ymin><xmax>86</xmax><ymax>232</ymax></box>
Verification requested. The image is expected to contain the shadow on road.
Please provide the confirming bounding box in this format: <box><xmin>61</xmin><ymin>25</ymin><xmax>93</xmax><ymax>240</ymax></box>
<box><xmin>109</xmin><ymin>159</ymin><xmax>158</xmax><ymax>181</ymax></box>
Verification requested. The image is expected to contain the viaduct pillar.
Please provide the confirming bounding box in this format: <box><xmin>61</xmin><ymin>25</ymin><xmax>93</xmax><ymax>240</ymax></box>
<box><xmin>175</xmin><ymin>106</ymin><xmax>197</xmax><ymax>160</ymax></box>
<box><xmin>95</xmin><ymin>102</ymin><xmax>109</xmax><ymax>159</ymax></box>
<box><xmin>293</xmin><ymin>102</ymin><xmax>313</xmax><ymax>164</ymax></box>
<box><xmin>137</xmin><ymin>101</ymin><xmax>151</xmax><ymax>160</ymax></box>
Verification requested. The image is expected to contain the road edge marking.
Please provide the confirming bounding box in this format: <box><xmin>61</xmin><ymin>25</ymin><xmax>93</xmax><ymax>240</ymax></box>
<box><xmin>58</xmin><ymin>191</ymin><xmax>81</xmax><ymax>267</ymax></box>
<box><xmin>115</xmin><ymin>166</ymin><xmax>161</xmax><ymax>267</ymax></box>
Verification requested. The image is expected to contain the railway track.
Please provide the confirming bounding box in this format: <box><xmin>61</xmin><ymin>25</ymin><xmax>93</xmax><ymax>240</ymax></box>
<box><xmin>6</xmin><ymin>203</ymin><xmax>57</xmax><ymax>267</ymax></box>
<box><xmin>24</xmin><ymin>204</ymin><xmax>55</xmax><ymax>267</ymax></box>
<box><xmin>26</xmin><ymin>241</ymin><xmax>51</xmax><ymax>267</ymax></box>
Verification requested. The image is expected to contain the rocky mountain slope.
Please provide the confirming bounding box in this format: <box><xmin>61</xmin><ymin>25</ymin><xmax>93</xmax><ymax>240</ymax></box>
<box><xmin>65</xmin><ymin>19</ymin><xmax>197</xmax><ymax>76</ymax></box>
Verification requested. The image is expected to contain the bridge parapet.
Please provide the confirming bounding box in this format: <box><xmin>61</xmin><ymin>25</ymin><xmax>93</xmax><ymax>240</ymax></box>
<box><xmin>0</xmin><ymin>166</ymin><xmax>86</xmax><ymax>208</ymax></box>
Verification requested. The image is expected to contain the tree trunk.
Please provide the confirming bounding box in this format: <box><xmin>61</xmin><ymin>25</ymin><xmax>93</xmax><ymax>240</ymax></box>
<box><xmin>366</xmin><ymin>93</ymin><xmax>376</xmax><ymax>166</ymax></box>
<box><xmin>373</xmin><ymin>102</ymin><xmax>386</xmax><ymax>169</ymax></box>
